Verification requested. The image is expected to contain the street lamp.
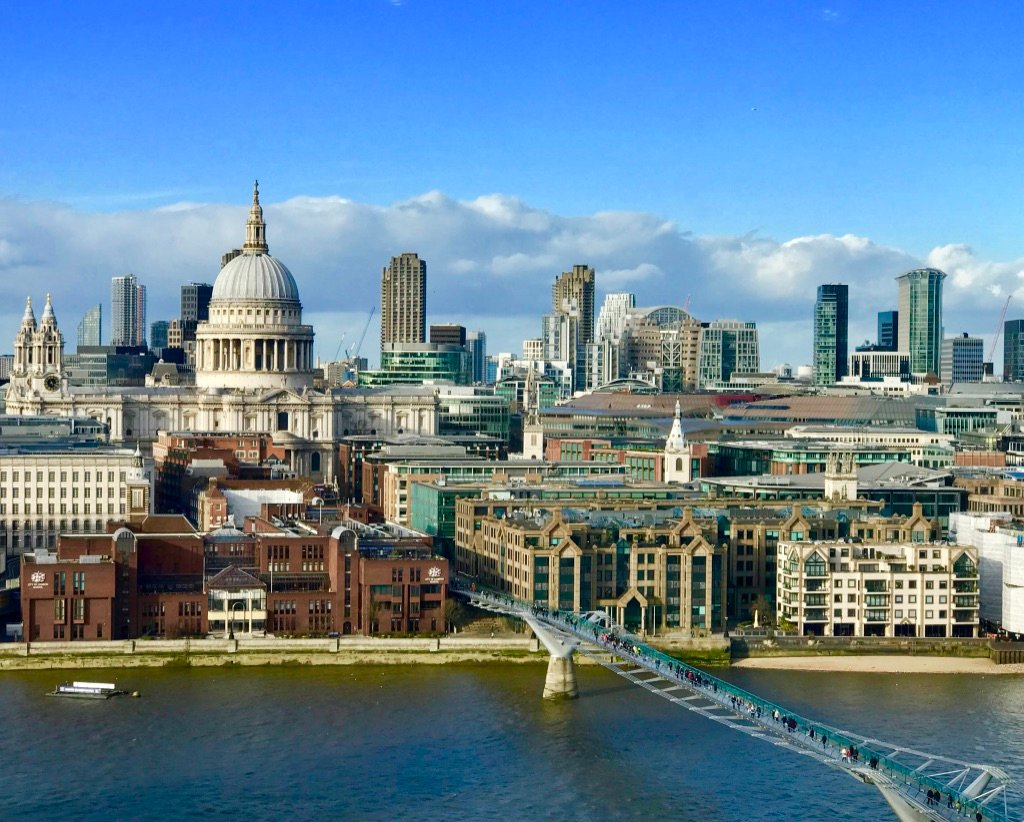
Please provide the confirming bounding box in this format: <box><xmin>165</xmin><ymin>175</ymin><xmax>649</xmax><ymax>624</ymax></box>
<box><xmin>312</xmin><ymin>496</ymin><xmax>324</xmax><ymax>525</ymax></box>
<box><xmin>229</xmin><ymin>600</ymin><xmax>244</xmax><ymax>639</ymax></box>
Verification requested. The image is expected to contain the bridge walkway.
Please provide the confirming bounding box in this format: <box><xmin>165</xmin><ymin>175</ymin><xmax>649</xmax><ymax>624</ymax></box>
<box><xmin>457</xmin><ymin>584</ymin><xmax>1018</xmax><ymax>822</ymax></box>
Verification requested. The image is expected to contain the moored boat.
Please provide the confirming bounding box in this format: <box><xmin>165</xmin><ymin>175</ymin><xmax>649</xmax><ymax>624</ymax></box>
<box><xmin>47</xmin><ymin>681</ymin><xmax>130</xmax><ymax>699</ymax></box>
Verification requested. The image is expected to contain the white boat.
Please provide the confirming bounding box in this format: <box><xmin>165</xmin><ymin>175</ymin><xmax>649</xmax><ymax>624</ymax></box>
<box><xmin>48</xmin><ymin>681</ymin><xmax>129</xmax><ymax>700</ymax></box>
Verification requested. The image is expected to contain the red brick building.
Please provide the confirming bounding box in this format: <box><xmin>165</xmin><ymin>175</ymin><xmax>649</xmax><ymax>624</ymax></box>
<box><xmin>21</xmin><ymin>516</ymin><xmax>448</xmax><ymax>640</ymax></box>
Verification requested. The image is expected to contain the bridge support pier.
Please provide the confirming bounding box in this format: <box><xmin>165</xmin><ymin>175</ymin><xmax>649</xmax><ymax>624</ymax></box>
<box><xmin>543</xmin><ymin>653</ymin><xmax>578</xmax><ymax>699</ymax></box>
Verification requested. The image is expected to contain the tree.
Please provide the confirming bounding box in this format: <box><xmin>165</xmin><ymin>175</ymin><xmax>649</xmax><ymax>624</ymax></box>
<box><xmin>442</xmin><ymin>599</ymin><xmax>465</xmax><ymax>634</ymax></box>
<box><xmin>366</xmin><ymin>596</ymin><xmax>382</xmax><ymax>635</ymax></box>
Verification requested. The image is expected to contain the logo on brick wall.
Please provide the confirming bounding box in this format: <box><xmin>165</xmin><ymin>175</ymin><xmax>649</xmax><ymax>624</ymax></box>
<box><xmin>428</xmin><ymin>566</ymin><xmax>442</xmax><ymax>579</ymax></box>
<box><xmin>29</xmin><ymin>571</ymin><xmax>47</xmax><ymax>590</ymax></box>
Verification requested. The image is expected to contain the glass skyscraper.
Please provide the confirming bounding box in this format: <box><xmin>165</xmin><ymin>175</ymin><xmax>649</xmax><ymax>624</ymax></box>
<box><xmin>897</xmin><ymin>268</ymin><xmax>945</xmax><ymax>375</ymax></box>
<box><xmin>813</xmin><ymin>284</ymin><xmax>849</xmax><ymax>385</ymax></box>
<box><xmin>76</xmin><ymin>304</ymin><xmax>102</xmax><ymax>349</ymax></box>
<box><xmin>877</xmin><ymin>310</ymin><xmax>898</xmax><ymax>350</ymax></box>
<box><xmin>1005</xmin><ymin>319</ymin><xmax>1024</xmax><ymax>382</ymax></box>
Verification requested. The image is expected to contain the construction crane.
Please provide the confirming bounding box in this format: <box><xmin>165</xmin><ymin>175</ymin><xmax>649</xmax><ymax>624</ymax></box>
<box><xmin>346</xmin><ymin>306</ymin><xmax>376</xmax><ymax>360</ymax></box>
<box><xmin>989</xmin><ymin>294</ymin><xmax>1013</xmax><ymax>364</ymax></box>
<box><xmin>332</xmin><ymin>331</ymin><xmax>347</xmax><ymax>362</ymax></box>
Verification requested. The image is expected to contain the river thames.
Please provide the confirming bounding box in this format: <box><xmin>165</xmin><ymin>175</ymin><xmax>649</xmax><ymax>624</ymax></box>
<box><xmin>4</xmin><ymin>663</ymin><xmax>1024</xmax><ymax>820</ymax></box>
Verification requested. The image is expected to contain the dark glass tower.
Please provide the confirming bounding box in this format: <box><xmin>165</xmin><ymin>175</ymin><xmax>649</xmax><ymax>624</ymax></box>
<box><xmin>813</xmin><ymin>284</ymin><xmax>849</xmax><ymax>385</ymax></box>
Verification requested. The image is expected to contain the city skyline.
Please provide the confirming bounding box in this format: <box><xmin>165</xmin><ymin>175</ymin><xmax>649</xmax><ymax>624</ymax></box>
<box><xmin>3</xmin><ymin>4</ymin><xmax>1024</xmax><ymax>370</ymax></box>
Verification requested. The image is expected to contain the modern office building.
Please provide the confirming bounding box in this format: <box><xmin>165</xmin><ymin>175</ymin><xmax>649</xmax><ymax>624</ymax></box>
<box><xmin>358</xmin><ymin>343</ymin><xmax>471</xmax><ymax>387</ymax></box>
<box><xmin>696</xmin><ymin>321</ymin><xmax>760</xmax><ymax>388</ymax></box>
<box><xmin>877</xmin><ymin>310</ymin><xmax>898</xmax><ymax>351</ymax></box>
<box><xmin>150</xmin><ymin>321</ymin><xmax>170</xmax><ymax>355</ymax></box>
<box><xmin>897</xmin><ymin>268</ymin><xmax>946</xmax><ymax>375</ymax></box>
<box><xmin>1004</xmin><ymin>319</ymin><xmax>1024</xmax><ymax>382</ymax></box>
<box><xmin>180</xmin><ymin>282</ymin><xmax>213</xmax><ymax>350</ymax></box>
<box><xmin>813</xmin><ymin>284</ymin><xmax>849</xmax><ymax>385</ymax></box>
<box><xmin>380</xmin><ymin>252</ymin><xmax>427</xmax><ymax>348</ymax></box>
<box><xmin>940</xmin><ymin>333</ymin><xmax>984</xmax><ymax>385</ymax></box>
<box><xmin>429</xmin><ymin>324</ymin><xmax>467</xmax><ymax>346</ymax></box>
<box><xmin>76</xmin><ymin>305</ymin><xmax>102</xmax><ymax>349</ymax></box>
<box><xmin>111</xmin><ymin>274</ymin><xmax>146</xmax><ymax>347</ymax></box>
<box><xmin>466</xmin><ymin>330</ymin><xmax>487</xmax><ymax>384</ymax></box>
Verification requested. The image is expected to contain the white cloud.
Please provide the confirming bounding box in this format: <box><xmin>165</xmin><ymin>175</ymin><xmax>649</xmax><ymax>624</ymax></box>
<box><xmin>0</xmin><ymin>191</ymin><xmax>1019</xmax><ymax>371</ymax></box>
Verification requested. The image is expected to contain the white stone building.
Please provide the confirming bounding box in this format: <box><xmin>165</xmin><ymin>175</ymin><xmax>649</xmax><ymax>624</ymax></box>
<box><xmin>777</xmin><ymin>539</ymin><xmax>979</xmax><ymax>638</ymax></box>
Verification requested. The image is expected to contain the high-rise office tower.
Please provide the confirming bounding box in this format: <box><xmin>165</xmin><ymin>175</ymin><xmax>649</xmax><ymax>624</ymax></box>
<box><xmin>545</xmin><ymin>264</ymin><xmax>595</xmax><ymax>392</ymax></box>
<box><xmin>877</xmin><ymin>310</ymin><xmax>898</xmax><ymax>351</ymax></box>
<box><xmin>897</xmin><ymin>268</ymin><xmax>945</xmax><ymax>375</ymax></box>
<box><xmin>77</xmin><ymin>304</ymin><xmax>102</xmax><ymax>349</ymax></box>
<box><xmin>380</xmin><ymin>253</ymin><xmax>427</xmax><ymax>348</ymax></box>
<box><xmin>1005</xmin><ymin>319</ymin><xmax>1024</xmax><ymax>382</ymax></box>
<box><xmin>111</xmin><ymin>274</ymin><xmax>147</xmax><ymax>347</ymax></box>
<box><xmin>940</xmin><ymin>333</ymin><xmax>984</xmax><ymax>385</ymax></box>
<box><xmin>813</xmin><ymin>284</ymin><xmax>849</xmax><ymax>386</ymax></box>
<box><xmin>466</xmin><ymin>331</ymin><xmax>487</xmax><ymax>384</ymax></box>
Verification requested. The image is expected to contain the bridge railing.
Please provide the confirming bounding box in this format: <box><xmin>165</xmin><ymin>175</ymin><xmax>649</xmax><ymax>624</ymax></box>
<box><xmin>453</xmin><ymin>582</ymin><xmax>1014</xmax><ymax>822</ymax></box>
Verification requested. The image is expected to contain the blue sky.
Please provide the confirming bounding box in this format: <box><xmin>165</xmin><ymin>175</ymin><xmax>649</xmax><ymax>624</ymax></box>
<box><xmin>2</xmin><ymin>2</ymin><xmax>1024</xmax><ymax>367</ymax></box>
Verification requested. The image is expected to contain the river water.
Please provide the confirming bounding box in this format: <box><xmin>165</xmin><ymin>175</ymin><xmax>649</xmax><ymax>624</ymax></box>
<box><xmin>4</xmin><ymin>663</ymin><xmax>1023</xmax><ymax>821</ymax></box>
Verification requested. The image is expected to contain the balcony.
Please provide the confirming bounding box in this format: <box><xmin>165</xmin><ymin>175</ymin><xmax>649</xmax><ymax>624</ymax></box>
<box><xmin>804</xmin><ymin>580</ymin><xmax>829</xmax><ymax>592</ymax></box>
<box><xmin>864</xmin><ymin>581</ymin><xmax>889</xmax><ymax>593</ymax></box>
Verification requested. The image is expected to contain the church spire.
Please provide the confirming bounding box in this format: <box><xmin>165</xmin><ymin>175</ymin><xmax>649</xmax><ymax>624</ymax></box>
<box><xmin>41</xmin><ymin>293</ymin><xmax>57</xmax><ymax>326</ymax></box>
<box><xmin>21</xmin><ymin>296</ymin><xmax>36</xmax><ymax>329</ymax></box>
<box><xmin>665</xmin><ymin>400</ymin><xmax>686</xmax><ymax>452</ymax></box>
<box><xmin>243</xmin><ymin>179</ymin><xmax>268</xmax><ymax>254</ymax></box>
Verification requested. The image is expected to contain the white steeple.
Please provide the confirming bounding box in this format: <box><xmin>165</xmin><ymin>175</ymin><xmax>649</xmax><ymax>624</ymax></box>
<box><xmin>665</xmin><ymin>400</ymin><xmax>686</xmax><ymax>453</ymax></box>
<box><xmin>40</xmin><ymin>293</ymin><xmax>57</xmax><ymax>326</ymax></box>
<box><xmin>663</xmin><ymin>399</ymin><xmax>691</xmax><ymax>484</ymax></box>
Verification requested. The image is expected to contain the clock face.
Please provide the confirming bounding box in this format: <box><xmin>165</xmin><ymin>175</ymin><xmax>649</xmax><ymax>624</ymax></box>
<box><xmin>43</xmin><ymin>374</ymin><xmax>60</xmax><ymax>391</ymax></box>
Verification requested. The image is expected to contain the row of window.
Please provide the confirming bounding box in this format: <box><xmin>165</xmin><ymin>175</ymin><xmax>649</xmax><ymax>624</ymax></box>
<box><xmin>0</xmin><ymin>471</ymin><xmax>125</xmax><ymax>483</ymax></box>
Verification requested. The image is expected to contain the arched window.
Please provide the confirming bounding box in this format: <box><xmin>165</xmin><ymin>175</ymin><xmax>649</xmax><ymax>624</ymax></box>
<box><xmin>675</xmin><ymin>458</ymin><xmax>683</xmax><ymax>471</ymax></box>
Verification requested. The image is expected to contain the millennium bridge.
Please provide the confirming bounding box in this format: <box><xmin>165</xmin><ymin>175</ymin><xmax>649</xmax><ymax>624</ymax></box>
<box><xmin>453</xmin><ymin>583</ymin><xmax>1021</xmax><ymax>822</ymax></box>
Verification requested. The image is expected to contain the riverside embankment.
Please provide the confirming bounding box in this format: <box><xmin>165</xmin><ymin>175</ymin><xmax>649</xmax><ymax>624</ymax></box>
<box><xmin>0</xmin><ymin>636</ymin><xmax>549</xmax><ymax>670</ymax></box>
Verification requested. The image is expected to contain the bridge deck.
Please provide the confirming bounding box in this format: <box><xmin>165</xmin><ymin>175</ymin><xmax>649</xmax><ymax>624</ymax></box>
<box><xmin>458</xmin><ymin>586</ymin><xmax>1020</xmax><ymax>822</ymax></box>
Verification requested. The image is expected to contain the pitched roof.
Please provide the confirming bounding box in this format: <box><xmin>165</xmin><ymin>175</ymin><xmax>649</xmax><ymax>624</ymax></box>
<box><xmin>207</xmin><ymin>564</ymin><xmax>265</xmax><ymax>591</ymax></box>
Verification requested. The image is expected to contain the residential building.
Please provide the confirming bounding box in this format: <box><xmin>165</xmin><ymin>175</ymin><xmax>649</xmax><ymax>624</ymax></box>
<box><xmin>380</xmin><ymin>252</ymin><xmax>426</xmax><ymax>348</ymax></box>
<box><xmin>940</xmin><ymin>333</ymin><xmax>984</xmax><ymax>384</ymax></box>
<box><xmin>813</xmin><ymin>284</ymin><xmax>848</xmax><ymax>385</ymax></box>
<box><xmin>849</xmin><ymin>350</ymin><xmax>910</xmax><ymax>380</ymax></box>
<box><xmin>545</xmin><ymin>264</ymin><xmax>595</xmax><ymax>392</ymax></box>
<box><xmin>77</xmin><ymin>305</ymin><xmax>102</xmax><ymax>349</ymax></box>
<box><xmin>897</xmin><ymin>268</ymin><xmax>946</xmax><ymax>375</ymax></box>
<box><xmin>777</xmin><ymin>538</ymin><xmax>979</xmax><ymax>637</ymax></box>
<box><xmin>111</xmin><ymin>274</ymin><xmax>147</xmax><ymax>347</ymax></box>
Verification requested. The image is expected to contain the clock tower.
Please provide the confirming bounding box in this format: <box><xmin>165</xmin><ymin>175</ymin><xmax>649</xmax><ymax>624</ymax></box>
<box><xmin>12</xmin><ymin>294</ymin><xmax>66</xmax><ymax>396</ymax></box>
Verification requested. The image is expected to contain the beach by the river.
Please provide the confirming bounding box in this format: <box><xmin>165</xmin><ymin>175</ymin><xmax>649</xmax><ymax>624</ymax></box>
<box><xmin>731</xmin><ymin>654</ymin><xmax>1024</xmax><ymax>675</ymax></box>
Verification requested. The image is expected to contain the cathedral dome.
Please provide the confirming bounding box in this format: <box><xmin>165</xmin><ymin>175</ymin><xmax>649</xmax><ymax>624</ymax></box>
<box><xmin>212</xmin><ymin>252</ymin><xmax>300</xmax><ymax>303</ymax></box>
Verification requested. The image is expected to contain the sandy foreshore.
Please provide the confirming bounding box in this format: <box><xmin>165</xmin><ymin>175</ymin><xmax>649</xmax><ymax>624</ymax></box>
<box><xmin>732</xmin><ymin>655</ymin><xmax>1024</xmax><ymax>675</ymax></box>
